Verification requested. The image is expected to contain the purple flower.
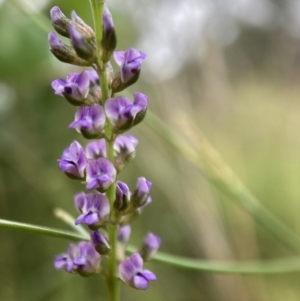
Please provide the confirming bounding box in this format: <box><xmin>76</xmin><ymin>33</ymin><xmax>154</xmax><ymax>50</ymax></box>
<box><xmin>90</xmin><ymin>231</ymin><xmax>111</xmax><ymax>255</ymax></box>
<box><xmin>104</xmin><ymin>93</ymin><xmax>148</xmax><ymax>132</ymax></box>
<box><xmin>114</xmin><ymin>48</ymin><xmax>146</xmax><ymax>84</ymax></box>
<box><xmin>51</xmin><ymin>71</ymin><xmax>90</xmax><ymax>106</ymax></box>
<box><xmin>69</xmin><ymin>24</ymin><xmax>95</xmax><ymax>60</ymax></box>
<box><xmin>57</xmin><ymin>141</ymin><xmax>87</xmax><ymax>179</ymax></box>
<box><xmin>119</xmin><ymin>253</ymin><xmax>156</xmax><ymax>290</ymax></box>
<box><xmin>118</xmin><ymin>225</ymin><xmax>131</xmax><ymax>244</ymax></box>
<box><xmin>114</xmin><ymin>134</ymin><xmax>138</xmax><ymax>171</ymax></box>
<box><xmin>69</xmin><ymin>104</ymin><xmax>106</xmax><ymax>139</ymax></box>
<box><xmin>86</xmin><ymin>139</ymin><xmax>107</xmax><ymax>160</ymax></box>
<box><xmin>86</xmin><ymin>158</ymin><xmax>117</xmax><ymax>192</ymax></box>
<box><xmin>74</xmin><ymin>192</ymin><xmax>110</xmax><ymax>228</ymax></box>
<box><xmin>140</xmin><ymin>233</ymin><xmax>161</xmax><ymax>261</ymax></box>
<box><xmin>114</xmin><ymin>181</ymin><xmax>130</xmax><ymax>211</ymax></box>
<box><xmin>54</xmin><ymin>242</ymin><xmax>101</xmax><ymax>277</ymax></box>
<box><xmin>131</xmin><ymin>177</ymin><xmax>152</xmax><ymax>208</ymax></box>
<box><xmin>86</xmin><ymin>69</ymin><xmax>100</xmax><ymax>86</ymax></box>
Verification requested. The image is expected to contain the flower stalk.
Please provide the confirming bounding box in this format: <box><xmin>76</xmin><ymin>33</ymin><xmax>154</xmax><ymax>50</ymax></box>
<box><xmin>89</xmin><ymin>1</ymin><xmax>119</xmax><ymax>300</ymax></box>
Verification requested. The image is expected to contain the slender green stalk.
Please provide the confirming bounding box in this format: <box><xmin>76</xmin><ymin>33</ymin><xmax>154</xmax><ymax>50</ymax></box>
<box><xmin>2</xmin><ymin>218</ymin><xmax>300</xmax><ymax>275</ymax></box>
<box><xmin>89</xmin><ymin>0</ymin><xmax>104</xmax><ymax>67</ymax></box>
<box><xmin>126</xmin><ymin>246</ymin><xmax>300</xmax><ymax>275</ymax></box>
<box><xmin>54</xmin><ymin>208</ymin><xmax>89</xmax><ymax>237</ymax></box>
<box><xmin>0</xmin><ymin>218</ymin><xmax>89</xmax><ymax>241</ymax></box>
<box><xmin>89</xmin><ymin>1</ymin><xmax>119</xmax><ymax>300</ymax></box>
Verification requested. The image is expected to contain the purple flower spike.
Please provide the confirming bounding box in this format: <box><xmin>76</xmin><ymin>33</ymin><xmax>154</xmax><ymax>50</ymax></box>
<box><xmin>114</xmin><ymin>181</ymin><xmax>130</xmax><ymax>211</ymax></box>
<box><xmin>86</xmin><ymin>139</ymin><xmax>107</xmax><ymax>160</ymax></box>
<box><xmin>51</xmin><ymin>71</ymin><xmax>90</xmax><ymax>106</ymax></box>
<box><xmin>119</xmin><ymin>253</ymin><xmax>156</xmax><ymax>290</ymax></box>
<box><xmin>69</xmin><ymin>104</ymin><xmax>106</xmax><ymax>139</ymax></box>
<box><xmin>114</xmin><ymin>48</ymin><xmax>146</xmax><ymax>84</ymax></box>
<box><xmin>104</xmin><ymin>93</ymin><xmax>148</xmax><ymax>132</ymax></box>
<box><xmin>74</xmin><ymin>192</ymin><xmax>110</xmax><ymax>228</ymax></box>
<box><xmin>57</xmin><ymin>141</ymin><xmax>87</xmax><ymax>179</ymax></box>
<box><xmin>131</xmin><ymin>177</ymin><xmax>152</xmax><ymax>208</ymax></box>
<box><xmin>118</xmin><ymin>225</ymin><xmax>131</xmax><ymax>244</ymax></box>
<box><xmin>140</xmin><ymin>233</ymin><xmax>161</xmax><ymax>261</ymax></box>
<box><xmin>54</xmin><ymin>242</ymin><xmax>100</xmax><ymax>277</ymax></box>
<box><xmin>90</xmin><ymin>231</ymin><xmax>111</xmax><ymax>255</ymax></box>
<box><xmin>86</xmin><ymin>158</ymin><xmax>117</xmax><ymax>192</ymax></box>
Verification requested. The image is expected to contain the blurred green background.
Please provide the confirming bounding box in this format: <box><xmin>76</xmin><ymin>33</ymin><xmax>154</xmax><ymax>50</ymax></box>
<box><xmin>1</xmin><ymin>0</ymin><xmax>300</xmax><ymax>300</ymax></box>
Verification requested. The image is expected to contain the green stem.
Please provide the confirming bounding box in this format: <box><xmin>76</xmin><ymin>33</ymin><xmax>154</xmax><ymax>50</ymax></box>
<box><xmin>0</xmin><ymin>218</ymin><xmax>89</xmax><ymax>241</ymax></box>
<box><xmin>89</xmin><ymin>0</ymin><xmax>104</xmax><ymax>67</ymax></box>
<box><xmin>126</xmin><ymin>246</ymin><xmax>300</xmax><ymax>275</ymax></box>
<box><xmin>89</xmin><ymin>1</ymin><xmax>119</xmax><ymax>300</ymax></box>
<box><xmin>2</xmin><ymin>218</ymin><xmax>300</xmax><ymax>274</ymax></box>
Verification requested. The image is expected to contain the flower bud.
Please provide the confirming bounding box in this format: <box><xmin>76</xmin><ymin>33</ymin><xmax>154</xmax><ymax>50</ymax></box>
<box><xmin>118</xmin><ymin>225</ymin><xmax>131</xmax><ymax>244</ymax></box>
<box><xmin>90</xmin><ymin>231</ymin><xmax>111</xmax><ymax>255</ymax></box>
<box><xmin>131</xmin><ymin>177</ymin><xmax>152</xmax><ymax>208</ymax></box>
<box><xmin>50</xmin><ymin>6</ymin><xmax>71</xmax><ymax>38</ymax></box>
<box><xmin>71</xmin><ymin>10</ymin><xmax>95</xmax><ymax>39</ymax></box>
<box><xmin>48</xmin><ymin>32</ymin><xmax>90</xmax><ymax>66</ymax></box>
<box><xmin>114</xmin><ymin>181</ymin><xmax>130</xmax><ymax>211</ymax></box>
<box><xmin>69</xmin><ymin>24</ymin><xmax>96</xmax><ymax>61</ymax></box>
<box><xmin>139</xmin><ymin>233</ymin><xmax>161</xmax><ymax>261</ymax></box>
<box><xmin>101</xmin><ymin>4</ymin><xmax>117</xmax><ymax>63</ymax></box>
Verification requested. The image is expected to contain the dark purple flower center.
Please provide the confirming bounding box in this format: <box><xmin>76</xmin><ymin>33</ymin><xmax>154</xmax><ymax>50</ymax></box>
<box><xmin>64</xmin><ymin>87</ymin><xmax>72</xmax><ymax>94</ymax></box>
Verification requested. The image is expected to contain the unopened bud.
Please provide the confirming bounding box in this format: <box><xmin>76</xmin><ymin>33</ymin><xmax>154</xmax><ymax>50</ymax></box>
<box><xmin>111</xmin><ymin>71</ymin><xmax>140</xmax><ymax>93</ymax></box>
<box><xmin>139</xmin><ymin>233</ymin><xmax>161</xmax><ymax>261</ymax></box>
<box><xmin>50</xmin><ymin>6</ymin><xmax>71</xmax><ymax>38</ymax></box>
<box><xmin>48</xmin><ymin>32</ymin><xmax>90</xmax><ymax>66</ymax></box>
<box><xmin>69</xmin><ymin>24</ymin><xmax>96</xmax><ymax>61</ymax></box>
<box><xmin>114</xmin><ymin>181</ymin><xmax>130</xmax><ymax>211</ymax></box>
<box><xmin>101</xmin><ymin>4</ymin><xmax>117</xmax><ymax>63</ymax></box>
<box><xmin>90</xmin><ymin>231</ymin><xmax>111</xmax><ymax>255</ymax></box>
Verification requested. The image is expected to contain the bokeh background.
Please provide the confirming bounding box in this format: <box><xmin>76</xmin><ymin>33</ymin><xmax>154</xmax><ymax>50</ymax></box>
<box><xmin>1</xmin><ymin>0</ymin><xmax>300</xmax><ymax>300</ymax></box>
